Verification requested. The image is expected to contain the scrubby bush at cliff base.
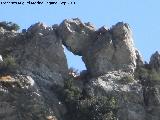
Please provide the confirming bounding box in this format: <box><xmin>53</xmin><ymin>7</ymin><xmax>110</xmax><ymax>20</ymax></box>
<box><xmin>62</xmin><ymin>74</ymin><xmax>82</xmax><ymax>101</ymax></box>
<box><xmin>134</xmin><ymin>67</ymin><xmax>149</xmax><ymax>80</ymax></box>
<box><xmin>118</xmin><ymin>75</ymin><xmax>134</xmax><ymax>84</ymax></box>
<box><xmin>56</xmin><ymin>75</ymin><xmax>118</xmax><ymax>120</ymax></box>
<box><xmin>0</xmin><ymin>21</ymin><xmax>20</xmax><ymax>31</ymax></box>
<box><xmin>0</xmin><ymin>55</ymin><xmax>17</xmax><ymax>75</ymax></box>
<box><xmin>72</xmin><ymin>96</ymin><xmax>118</xmax><ymax>120</ymax></box>
<box><xmin>64</xmin><ymin>96</ymin><xmax>118</xmax><ymax>120</ymax></box>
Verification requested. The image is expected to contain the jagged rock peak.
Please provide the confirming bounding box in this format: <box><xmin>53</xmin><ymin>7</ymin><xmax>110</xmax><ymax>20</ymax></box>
<box><xmin>149</xmin><ymin>51</ymin><xmax>160</xmax><ymax>71</ymax></box>
<box><xmin>26</xmin><ymin>22</ymin><xmax>56</xmax><ymax>36</ymax></box>
<box><xmin>135</xmin><ymin>49</ymin><xmax>144</xmax><ymax>67</ymax></box>
<box><xmin>97</xmin><ymin>26</ymin><xmax>109</xmax><ymax>33</ymax></box>
<box><xmin>110</xmin><ymin>22</ymin><xmax>133</xmax><ymax>40</ymax></box>
<box><xmin>63</xmin><ymin>18</ymin><xmax>96</xmax><ymax>30</ymax></box>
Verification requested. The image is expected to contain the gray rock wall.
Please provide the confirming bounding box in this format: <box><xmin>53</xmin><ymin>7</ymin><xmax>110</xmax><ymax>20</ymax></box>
<box><xmin>0</xmin><ymin>22</ymin><xmax>68</xmax><ymax>85</ymax></box>
<box><xmin>0</xmin><ymin>22</ymin><xmax>68</xmax><ymax>120</ymax></box>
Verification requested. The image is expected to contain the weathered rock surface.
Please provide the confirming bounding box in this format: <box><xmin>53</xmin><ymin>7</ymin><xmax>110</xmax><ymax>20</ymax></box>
<box><xmin>84</xmin><ymin>71</ymin><xmax>145</xmax><ymax>120</ymax></box>
<box><xmin>0</xmin><ymin>74</ymin><xmax>65</xmax><ymax>120</ymax></box>
<box><xmin>149</xmin><ymin>51</ymin><xmax>160</xmax><ymax>72</ymax></box>
<box><xmin>0</xmin><ymin>22</ymin><xmax>68</xmax><ymax>85</ymax></box>
<box><xmin>59</xmin><ymin>19</ymin><xmax>141</xmax><ymax>76</ymax></box>
<box><xmin>58</xmin><ymin>18</ymin><xmax>96</xmax><ymax>55</ymax></box>
<box><xmin>0</xmin><ymin>23</ymin><xmax>68</xmax><ymax>120</ymax></box>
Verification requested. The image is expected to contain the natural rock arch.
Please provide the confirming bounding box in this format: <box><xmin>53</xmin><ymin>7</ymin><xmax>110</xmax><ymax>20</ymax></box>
<box><xmin>58</xmin><ymin>18</ymin><xmax>142</xmax><ymax>76</ymax></box>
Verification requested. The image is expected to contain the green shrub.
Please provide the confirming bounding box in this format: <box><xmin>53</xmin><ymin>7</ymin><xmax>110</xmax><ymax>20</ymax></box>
<box><xmin>119</xmin><ymin>75</ymin><xmax>134</xmax><ymax>84</ymax></box>
<box><xmin>60</xmin><ymin>75</ymin><xmax>118</xmax><ymax>120</ymax></box>
<box><xmin>75</xmin><ymin>96</ymin><xmax>118</xmax><ymax>120</ymax></box>
<box><xmin>0</xmin><ymin>55</ymin><xmax>17</xmax><ymax>74</ymax></box>
<box><xmin>149</xmin><ymin>70</ymin><xmax>160</xmax><ymax>81</ymax></box>
<box><xmin>0</xmin><ymin>21</ymin><xmax>20</xmax><ymax>31</ymax></box>
<box><xmin>63</xmin><ymin>75</ymin><xmax>81</xmax><ymax>102</ymax></box>
<box><xmin>134</xmin><ymin>67</ymin><xmax>149</xmax><ymax>80</ymax></box>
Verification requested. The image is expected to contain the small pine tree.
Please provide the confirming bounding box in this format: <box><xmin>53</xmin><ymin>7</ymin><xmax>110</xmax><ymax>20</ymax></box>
<box><xmin>0</xmin><ymin>21</ymin><xmax>20</xmax><ymax>31</ymax></box>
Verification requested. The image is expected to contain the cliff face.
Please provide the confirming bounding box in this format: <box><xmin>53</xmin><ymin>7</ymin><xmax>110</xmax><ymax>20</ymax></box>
<box><xmin>0</xmin><ymin>23</ymin><xmax>68</xmax><ymax>120</ymax></box>
<box><xmin>0</xmin><ymin>19</ymin><xmax>159</xmax><ymax>120</ymax></box>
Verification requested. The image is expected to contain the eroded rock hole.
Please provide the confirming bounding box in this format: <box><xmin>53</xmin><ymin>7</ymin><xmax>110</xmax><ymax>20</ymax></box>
<box><xmin>64</xmin><ymin>46</ymin><xmax>86</xmax><ymax>73</ymax></box>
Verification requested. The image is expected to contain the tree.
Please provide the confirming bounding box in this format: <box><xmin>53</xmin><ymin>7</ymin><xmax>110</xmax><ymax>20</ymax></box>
<box><xmin>0</xmin><ymin>21</ymin><xmax>20</xmax><ymax>31</ymax></box>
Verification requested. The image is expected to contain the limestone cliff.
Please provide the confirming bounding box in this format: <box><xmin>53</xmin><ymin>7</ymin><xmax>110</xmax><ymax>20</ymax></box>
<box><xmin>0</xmin><ymin>19</ymin><xmax>159</xmax><ymax>120</ymax></box>
<box><xmin>0</xmin><ymin>22</ymin><xmax>68</xmax><ymax>120</ymax></box>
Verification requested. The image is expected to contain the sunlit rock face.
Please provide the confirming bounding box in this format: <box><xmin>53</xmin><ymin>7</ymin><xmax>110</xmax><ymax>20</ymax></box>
<box><xmin>0</xmin><ymin>22</ymin><xmax>68</xmax><ymax>85</ymax></box>
<box><xmin>0</xmin><ymin>22</ymin><xmax>68</xmax><ymax>120</ymax></box>
<box><xmin>58</xmin><ymin>18</ymin><xmax>96</xmax><ymax>55</ymax></box>
<box><xmin>59</xmin><ymin>19</ymin><xmax>141</xmax><ymax>76</ymax></box>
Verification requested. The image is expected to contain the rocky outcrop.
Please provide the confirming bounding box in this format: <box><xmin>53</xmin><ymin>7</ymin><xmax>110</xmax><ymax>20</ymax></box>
<box><xmin>59</xmin><ymin>19</ymin><xmax>141</xmax><ymax>76</ymax></box>
<box><xmin>135</xmin><ymin>49</ymin><xmax>144</xmax><ymax>67</ymax></box>
<box><xmin>0</xmin><ymin>22</ymin><xmax>68</xmax><ymax>85</ymax></box>
<box><xmin>58</xmin><ymin>18</ymin><xmax>96</xmax><ymax>55</ymax></box>
<box><xmin>149</xmin><ymin>51</ymin><xmax>160</xmax><ymax>72</ymax></box>
<box><xmin>84</xmin><ymin>71</ymin><xmax>145</xmax><ymax>120</ymax></box>
<box><xmin>0</xmin><ymin>74</ymin><xmax>65</xmax><ymax>120</ymax></box>
<box><xmin>0</xmin><ymin>19</ymin><xmax>159</xmax><ymax>120</ymax></box>
<box><xmin>0</xmin><ymin>23</ymin><xmax>68</xmax><ymax>120</ymax></box>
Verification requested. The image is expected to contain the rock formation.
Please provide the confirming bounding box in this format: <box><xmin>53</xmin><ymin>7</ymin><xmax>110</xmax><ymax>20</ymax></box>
<box><xmin>85</xmin><ymin>71</ymin><xmax>145</xmax><ymax>120</ymax></box>
<box><xmin>149</xmin><ymin>51</ymin><xmax>160</xmax><ymax>72</ymax></box>
<box><xmin>0</xmin><ymin>18</ymin><xmax>159</xmax><ymax>120</ymax></box>
<box><xmin>0</xmin><ymin>22</ymin><xmax>68</xmax><ymax>120</ymax></box>
<box><xmin>59</xmin><ymin>19</ymin><xmax>139</xmax><ymax>76</ymax></box>
<box><xmin>0</xmin><ymin>22</ymin><xmax>68</xmax><ymax>85</ymax></box>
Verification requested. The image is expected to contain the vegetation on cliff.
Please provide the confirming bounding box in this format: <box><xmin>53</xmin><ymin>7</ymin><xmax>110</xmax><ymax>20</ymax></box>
<box><xmin>55</xmin><ymin>70</ymin><xmax>118</xmax><ymax>120</ymax></box>
<box><xmin>0</xmin><ymin>21</ymin><xmax>20</xmax><ymax>31</ymax></box>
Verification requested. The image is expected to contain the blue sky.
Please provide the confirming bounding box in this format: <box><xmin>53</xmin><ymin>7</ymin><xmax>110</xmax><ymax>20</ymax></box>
<box><xmin>0</xmin><ymin>0</ymin><xmax>160</xmax><ymax>71</ymax></box>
